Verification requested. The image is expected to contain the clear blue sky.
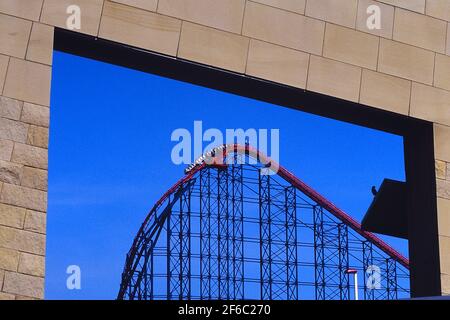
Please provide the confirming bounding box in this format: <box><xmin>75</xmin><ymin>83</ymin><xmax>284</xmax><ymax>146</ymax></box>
<box><xmin>46</xmin><ymin>51</ymin><xmax>407</xmax><ymax>300</ymax></box>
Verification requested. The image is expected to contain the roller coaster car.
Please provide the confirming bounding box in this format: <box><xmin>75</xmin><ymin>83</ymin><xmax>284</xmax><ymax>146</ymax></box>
<box><xmin>206</xmin><ymin>163</ymin><xmax>228</xmax><ymax>170</ymax></box>
<box><xmin>362</xmin><ymin>179</ymin><xmax>408</xmax><ymax>240</ymax></box>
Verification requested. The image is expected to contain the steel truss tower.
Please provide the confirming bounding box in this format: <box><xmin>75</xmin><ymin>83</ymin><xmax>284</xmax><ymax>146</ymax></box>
<box><xmin>118</xmin><ymin>145</ymin><xmax>410</xmax><ymax>300</ymax></box>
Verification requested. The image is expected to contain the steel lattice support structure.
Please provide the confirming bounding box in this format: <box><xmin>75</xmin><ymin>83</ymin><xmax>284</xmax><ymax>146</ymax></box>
<box><xmin>363</xmin><ymin>241</ymin><xmax>375</xmax><ymax>300</ymax></box>
<box><xmin>180</xmin><ymin>183</ymin><xmax>192</xmax><ymax>299</ymax></box>
<box><xmin>285</xmin><ymin>186</ymin><xmax>298</xmax><ymax>300</ymax></box>
<box><xmin>230</xmin><ymin>162</ymin><xmax>245</xmax><ymax>299</ymax></box>
<box><xmin>167</xmin><ymin>192</ymin><xmax>182</xmax><ymax>299</ymax></box>
<box><xmin>338</xmin><ymin>224</ymin><xmax>350</xmax><ymax>300</ymax></box>
<box><xmin>217</xmin><ymin>166</ymin><xmax>230</xmax><ymax>299</ymax></box>
<box><xmin>386</xmin><ymin>258</ymin><xmax>398</xmax><ymax>300</ymax></box>
<box><xmin>200</xmin><ymin>167</ymin><xmax>212</xmax><ymax>299</ymax></box>
<box><xmin>259</xmin><ymin>171</ymin><xmax>272</xmax><ymax>300</ymax></box>
<box><xmin>313</xmin><ymin>206</ymin><xmax>326</xmax><ymax>300</ymax></box>
<box><xmin>118</xmin><ymin>144</ymin><xmax>411</xmax><ymax>301</ymax></box>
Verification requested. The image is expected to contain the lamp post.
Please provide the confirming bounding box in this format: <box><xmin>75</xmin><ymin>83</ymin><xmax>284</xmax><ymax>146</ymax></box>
<box><xmin>346</xmin><ymin>269</ymin><xmax>359</xmax><ymax>300</ymax></box>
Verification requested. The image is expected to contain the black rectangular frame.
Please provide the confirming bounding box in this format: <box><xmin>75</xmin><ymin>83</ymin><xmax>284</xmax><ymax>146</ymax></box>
<box><xmin>53</xmin><ymin>28</ymin><xmax>442</xmax><ymax>298</ymax></box>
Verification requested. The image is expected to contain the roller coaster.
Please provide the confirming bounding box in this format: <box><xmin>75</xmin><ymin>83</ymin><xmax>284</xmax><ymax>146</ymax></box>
<box><xmin>118</xmin><ymin>144</ymin><xmax>410</xmax><ymax>300</ymax></box>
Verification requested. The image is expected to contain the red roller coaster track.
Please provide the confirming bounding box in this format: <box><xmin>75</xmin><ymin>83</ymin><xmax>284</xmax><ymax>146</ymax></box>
<box><xmin>134</xmin><ymin>144</ymin><xmax>409</xmax><ymax>270</ymax></box>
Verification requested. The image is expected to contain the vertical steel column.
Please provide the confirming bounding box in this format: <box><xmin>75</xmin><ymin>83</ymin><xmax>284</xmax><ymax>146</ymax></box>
<box><xmin>386</xmin><ymin>258</ymin><xmax>398</xmax><ymax>300</ymax></box>
<box><xmin>179</xmin><ymin>183</ymin><xmax>192</xmax><ymax>299</ymax></box>
<box><xmin>142</xmin><ymin>240</ymin><xmax>151</xmax><ymax>300</ymax></box>
<box><xmin>285</xmin><ymin>186</ymin><xmax>298</xmax><ymax>300</ymax></box>
<box><xmin>217</xmin><ymin>167</ymin><xmax>230</xmax><ymax>299</ymax></box>
<box><xmin>200</xmin><ymin>168</ymin><xmax>212</xmax><ymax>299</ymax></box>
<box><xmin>208</xmin><ymin>169</ymin><xmax>220</xmax><ymax>299</ymax></box>
<box><xmin>141</xmin><ymin>240</ymin><xmax>154</xmax><ymax>300</ymax></box>
<box><xmin>338</xmin><ymin>223</ymin><xmax>350</xmax><ymax>300</ymax></box>
<box><xmin>167</xmin><ymin>193</ymin><xmax>181</xmax><ymax>300</ymax></box>
<box><xmin>231</xmin><ymin>161</ymin><xmax>244</xmax><ymax>299</ymax></box>
<box><xmin>166</xmin><ymin>204</ymin><xmax>170</xmax><ymax>300</ymax></box>
<box><xmin>313</xmin><ymin>206</ymin><xmax>326</xmax><ymax>300</ymax></box>
<box><xmin>363</xmin><ymin>241</ymin><xmax>375</xmax><ymax>300</ymax></box>
<box><xmin>259</xmin><ymin>171</ymin><xmax>272</xmax><ymax>300</ymax></box>
<box><xmin>150</xmin><ymin>243</ymin><xmax>154</xmax><ymax>300</ymax></box>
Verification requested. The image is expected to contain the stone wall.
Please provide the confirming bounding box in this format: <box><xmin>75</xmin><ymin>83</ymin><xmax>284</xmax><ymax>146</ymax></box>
<box><xmin>0</xmin><ymin>0</ymin><xmax>449</xmax><ymax>299</ymax></box>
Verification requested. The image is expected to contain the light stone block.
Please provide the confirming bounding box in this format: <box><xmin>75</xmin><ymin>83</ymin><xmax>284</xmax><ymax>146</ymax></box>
<box><xmin>356</xmin><ymin>0</ymin><xmax>394</xmax><ymax>38</ymax></box>
<box><xmin>0</xmin><ymin>183</ymin><xmax>47</xmax><ymax>213</ymax></box>
<box><xmin>305</xmin><ymin>0</ymin><xmax>358</xmax><ymax>28</ymax></box>
<box><xmin>307</xmin><ymin>56</ymin><xmax>362</xmax><ymax>103</ymax></box>
<box><xmin>447</xmin><ymin>23</ymin><xmax>450</xmax><ymax>56</ymax></box>
<box><xmin>246</xmin><ymin>40</ymin><xmax>309</xmax><ymax>89</ymax></box>
<box><xmin>0</xmin><ymin>55</ymin><xmax>9</xmax><ymax>94</ymax></box>
<box><xmin>436</xmin><ymin>160</ymin><xmax>447</xmax><ymax>180</ymax></box>
<box><xmin>439</xmin><ymin>236</ymin><xmax>450</xmax><ymax>275</ymax></box>
<box><xmin>15</xmin><ymin>295</ymin><xmax>38</xmax><ymax>300</ymax></box>
<box><xmin>0</xmin><ymin>160</ymin><xmax>23</xmax><ymax>185</ymax></box>
<box><xmin>443</xmin><ymin>274</ymin><xmax>450</xmax><ymax>295</ymax></box>
<box><xmin>0</xmin><ymin>0</ymin><xmax>43</xmax><ymax>21</ymax></box>
<box><xmin>99</xmin><ymin>1</ymin><xmax>181</xmax><ymax>57</ymax></box>
<box><xmin>158</xmin><ymin>0</ymin><xmax>246</xmax><ymax>34</ymax></box>
<box><xmin>0</xmin><ymin>139</ymin><xmax>14</xmax><ymax>161</ymax></box>
<box><xmin>393</xmin><ymin>8</ymin><xmax>447</xmax><ymax>53</ymax></box>
<box><xmin>410</xmin><ymin>83</ymin><xmax>450</xmax><ymax>126</ymax></box>
<box><xmin>26</xmin><ymin>23</ymin><xmax>54</xmax><ymax>66</ymax></box>
<box><xmin>437</xmin><ymin>179</ymin><xmax>450</xmax><ymax>200</ymax></box>
<box><xmin>111</xmin><ymin>0</ymin><xmax>158</xmax><ymax>12</ymax></box>
<box><xmin>435</xmin><ymin>124</ymin><xmax>450</xmax><ymax>163</ymax></box>
<box><xmin>24</xmin><ymin>210</ymin><xmax>46</xmax><ymax>234</ymax></box>
<box><xmin>434</xmin><ymin>54</ymin><xmax>450</xmax><ymax>91</ymax></box>
<box><xmin>2</xmin><ymin>272</ymin><xmax>44</xmax><ymax>299</ymax></box>
<box><xmin>360</xmin><ymin>69</ymin><xmax>411</xmax><ymax>115</ymax></box>
<box><xmin>0</xmin><ymin>203</ymin><xmax>26</xmax><ymax>229</ymax></box>
<box><xmin>21</xmin><ymin>167</ymin><xmax>47</xmax><ymax>191</ymax></box>
<box><xmin>41</xmin><ymin>0</ymin><xmax>103</xmax><ymax>36</ymax></box>
<box><xmin>378</xmin><ymin>38</ymin><xmax>435</xmax><ymax>85</ymax></box>
<box><xmin>0</xmin><ymin>96</ymin><xmax>23</xmax><ymax>121</ymax></box>
<box><xmin>438</xmin><ymin>197</ymin><xmax>450</xmax><ymax>237</ymax></box>
<box><xmin>11</xmin><ymin>143</ymin><xmax>48</xmax><ymax>170</ymax></box>
<box><xmin>378</xmin><ymin>0</ymin><xmax>425</xmax><ymax>13</ymax></box>
<box><xmin>323</xmin><ymin>24</ymin><xmax>379</xmax><ymax>70</ymax></box>
<box><xmin>18</xmin><ymin>253</ymin><xmax>45</xmax><ymax>277</ymax></box>
<box><xmin>3</xmin><ymin>58</ymin><xmax>51</xmax><ymax>107</ymax></box>
<box><xmin>426</xmin><ymin>0</ymin><xmax>450</xmax><ymax>21</ymax></box>
<box><xmin>251</xmin><ymin>0</ymin><xmax>306</xmax><ymax>14</ymax></box>
<box><xmin>27</xmin><ymin>126</ymin><xmax>49</xmax><ymax>149</ymax></box>
<box><xmin>0</xmin><ymin>225</ymin><xmax>46</xmax><ymax>255</ymax></box>
<box><xmin>20</xmin><ymin>103</ymin><xmax>49</xmax><ymax>128</ymax></box>
<box><xmin>243</xmin><ymin>1</ymin><xmax>325</xmax><ymax>55</ymax></box>
<box><xmin>178</xmin><ymin>22</ymin><xmax>249</xmax><ymax>73</ymax></box>
<box><xmin>0</xmin><ymin>13</ymin><xmax>32</xmax><ymax>59</ymax></box>
<box><xmin>0</xmin><ymin>248</ymin><xmax>19</xmax><ymax>271</ymax></box>
<box><xmin>0</xmin><ymin>118</ymin><xmax>29</xmax><ymax>143</ymax></box>
<box><xmin>0</xmin><ymin>292</ymin><xmax>15</xmax><ymax>300</ymax></box>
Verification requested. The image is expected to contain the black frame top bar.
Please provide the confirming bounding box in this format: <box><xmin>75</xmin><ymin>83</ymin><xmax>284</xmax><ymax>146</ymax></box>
<box><xmin>54</xmin><ymin>28</ymin><xmax>427</xmax><ymax>137</ymax></box>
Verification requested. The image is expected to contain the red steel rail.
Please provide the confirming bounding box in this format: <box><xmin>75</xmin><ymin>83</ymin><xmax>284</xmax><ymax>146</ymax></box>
<box><xmin>135</xmin><ymin>144</ymin><xmax>410</xmax><ymax>270</ymax></box>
